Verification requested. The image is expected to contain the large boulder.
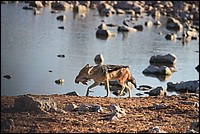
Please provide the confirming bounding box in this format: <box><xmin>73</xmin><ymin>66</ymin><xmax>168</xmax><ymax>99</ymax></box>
<box><xmin>142</xmin><ymin>65</ymin><xmax>172</xmax><ymax>75</ymax></box>
<box><xmin>167</xmin><ymin>80</ymin><xmax>199</xmax><ymax>93</ymax></box>
<box><xmin>149</xmin><ymin>86</ymin><xmax>167</xmax><ymax>96</ymax></box>
<box><xmin>13</xmin><ymin>95</ymin><xmax>58</xmax><ymax>114</ymax></box>
<box><xmin>150</xmin><ymin>53</ymin><xmax>177</xmax><ymax>65</ymax></box>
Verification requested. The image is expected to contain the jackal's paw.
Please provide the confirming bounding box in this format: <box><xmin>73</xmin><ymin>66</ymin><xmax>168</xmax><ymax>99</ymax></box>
<box><xmin>104</xmin><ymin>95</ymin><xmax>109</xmax><ymax>97</ymax></box>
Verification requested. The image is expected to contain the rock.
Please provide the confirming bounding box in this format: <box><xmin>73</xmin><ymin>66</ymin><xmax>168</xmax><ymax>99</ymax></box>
<box><xmin>115</xmin><ymin>8</ymin><xmax>125</xmax><ymax>14</ymax></box>
<box><xmin>149</xmin><ymin>53</ymin><xmax>177</xmax><ymax>65</ymax></box>
<box><xmin>135</xmin><ymin>93</ymin><xmax>143</xmax><ymax>96</ymax></box>
<box><xmin>55</xmin><ymin>79</ymin><xmax>64</xmax><ymax>85</ymax></box>
<box><xmin>149</xmin><ymin>126</ymin><xmax>167</xmax><ymax>133</ymax></box>
<box><xmin>96</xmin><ymin>29</ymin><xmax>116</xmax><ymax>39</ymax></box>
<box><xmin>57</xmin><ymin>54</ymin><xmax>65</xmax><ymax>58</ymax></box>
<box><xmin>14</xmin><ymin>95</ymin><xmax>58</xmax><ymax>114</ymax></box>
<box><xmin>65</xmin><ymin>91</ymin><xmax>79</xmax><ymax>96</ymax></box>
<box><xmin>51</xmin><ymin>10</ymin><xmax>60</xmax><ymax>13</ymax></box>
<box><xmin>195</xmin><ymin>65</ymin><xmax>199</xmax><ymax>72</ymax></box>
<box><xmin>133</xmin><ymin>25</ymin><xmax>143</xmax><ymax>31</ymax></box>
<box><xmin>78</xmin><ymin>104</ymin><xmax>103</xmax><ymax>112</ymax></box>
<box><xmin>29</xmin><ymin>1</ymin><xmax>44</xmax><ymax>8</ymax></box>
<box><xmin>142</xmin><ymin>65</ymin><xmax>172</xmax><ymax>75</ymax></box>
<box><xmin>22</xmin><ymin>6</ymin><xmax>36</xmax><ymax>10</ymax></box>
<box><xmin>179</xmin><ymin>101</ymin><xmax>199</xmax><ymax>108</ymax></box>
<box><xmin>188</xmin><ymin>122</ymin><xmax>199</xmax><ymax>132</ymax></box>
<box><xmin>153</xmin><ymin>20</ymin><xmax>162</xmax><ymax>26</ymax></box>
<box><xmin>117</xmin><ymin>26</ymin><xmax>137</xmax><ymax>32</ymax></box>
<box><xmin>65</xmin><ymin>103</ymin><xmax>78</xmax><ymax>111</ymax></box>
<box><xmin>166</xmin><ymin>17</ymin><xmax>183</xmax><ymax>31</ymax></box>
<box><xmin>152</xmin><ymin>103</ymin><xmax>167</xmax><ymax>109</ymax></box>
<box><xmin>138</xmin><ymin>85</ymin><xmax>153</xmax><ymax>90</ymax></box>
<box><xmin>56</xmin><ymin>15</ymin><xmax>66</xmax><ymax>21</ymax></box>
<box><xmin>149</xmin><ymin>86</ymin><xmax>167</xmax><ymax>96</ymax></box>
<box><xmin>151</xmin><ymin>9</ymin><xmax>161</xmax><ymax>19</ymax></box>
<box><xmin>3</xmin><ymin>74</ymin><xmax>12</xmax><ymax>79</ymax></box>
<box><xmin>73</xmin><ymin>4</ymin><xmax>87</xmax><ymax>13</ymax></box>
<box><xmin>33</xmin><ymin>10</ymin><xmax>41</xmax><ymax>15</ymax></box>
<box><xmin>88</xmin><ymin>104</ymin><xmax>103</xmax><ymax>112</ymax></box>
<box><xmin>106</xmin><ymin>103</ymin><xmax>126</xmax><ymax>115</ymax></box>
<box><xmin>1</xmin><ymin>118</ymin><xmax>14</xmax><ymax>131</ymax></box>
<box><xmin>51</xmin><ymin>1</ymin><xmax>71</xmax><ymax>11</ymax></box>
<box><xmin>165</xmin><ymin>33</ymin><xmax>177</xmax><ymax>40</ymax></box>
<box><xmin>97</xmin><ymin>23</ymin><xmax>107</xmax><ymax>30</ymax></box>
<box><xmin>145</xmin><ymin>21</ymin><xmax>153</xmax><ymax>27</ymax></box>
<box><xmin>167</xmin><ymin>80</ymin><xmax>199</xmax><ymax>93</ymax></box>
<box><xmin>125</xmin><ymin>10</ymin><xmax>135</xmax><ymax>16</ymax></box>
<box><xmin>58</xmin><ymin>26</ymin><xmax>66</xmax><ymax>30</ymax></box>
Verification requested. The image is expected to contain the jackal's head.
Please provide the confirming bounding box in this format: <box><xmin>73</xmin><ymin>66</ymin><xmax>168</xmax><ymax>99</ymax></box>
<box><xmin>75</xmin><ymin>64</ymin><xmax>93</xmax><ymax>85</ymax></box>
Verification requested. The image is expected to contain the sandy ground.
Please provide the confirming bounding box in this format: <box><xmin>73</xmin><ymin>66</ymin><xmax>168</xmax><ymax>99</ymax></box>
<box><xmin>1</xmin><ymin>93</ymin><xmax>199</xmax><ymax>133</ymax></box>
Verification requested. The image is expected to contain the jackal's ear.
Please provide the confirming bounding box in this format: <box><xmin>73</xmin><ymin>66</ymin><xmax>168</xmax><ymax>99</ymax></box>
<box><xmin>88</xmin><ymin>66</ymin><xmax>94</xmax><ymax>74</ymax></box>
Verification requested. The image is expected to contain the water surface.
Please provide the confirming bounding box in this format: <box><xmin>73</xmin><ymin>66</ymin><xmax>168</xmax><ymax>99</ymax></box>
<box><xmin>1</xmin><ymin>3</ymin><xmax>199</xmax><ymax>97</ymax></box>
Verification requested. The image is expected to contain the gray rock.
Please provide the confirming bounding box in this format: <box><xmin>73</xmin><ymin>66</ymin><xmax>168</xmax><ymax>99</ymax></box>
<box><xmin>65</xmin><ymin>103</ymin><xmax>78</xmax><ymax>111</ymax></box>
<box><xmin>55</xmin><ymin>79</ymin><xmax>64</xmax><ymax>85</ymax></box>
<box><xmin>65</xmin><ymin>91</ymin><xmax>79</xmax><ymax>96</ymax></box>
<box><xmin>51</xmin><ymin>1</ymin><xmax>71</xmax><ymax>11</ymax></box>
<box><xmin>1</xmin><ymin>118</ymin><xmax>14</xmax><ymax>131</ymax></box>
<box><xmin>145</xmin><ymin>20</ymin><xmax>153</xmax><ymax>27</ymax></box>
<box><xmin>118</xmin><ymin>26</ymin><xmax>137</xmax><ymax>32</ymax></box>
<box><xmin>29</xmin><ymin>1</ymin><xmax>43</xmax><ymax>8</ymax></box>
<box><xmin>133</xmin><ymin>25</ymin><xmax>143</xmax><ymax>31</ymax></box>
<box><xmin>186</xmin><ymin>122</ymin><xmax>199</xmax><ymax>133</ymax></box>
<box><xmin>96</xmin><ymin>29</ymin><xmax>116</xmax><ymax>38</ymax></box>
<box><xmin>56</xmin><ymin>15</ymin><xmax>67</xmax><ymax>21</ymax></box>
<box><xmin>98</xmin><ymin>23</ymin><xmax>107</xmax><ymax>30</ymax></box>
<box><xmin>3</xmin><ymin>74</ymin><xmax>12</xmax><ymax>79</ymax></box>
<box><xmin>143</xmin><ymin>65</ymin><xmax>172</xmax><ymax>75</ymax></box>
<box><xmin>150</xmin><ymin>53</ymin><xmax>177</xmax><ymax>65</ymax></box>
<box><xmin>149</xmin><ymin>126</ymin><xmax>167</xmax><ymax>133</ymax></box>
<box><xmin>166</xmin><ymin>17</ymin><xmax>183</xmax><ymax>31</ymax></box>
<box><xmin>78</xmin><ymin>104</ymin><xmax>103</xmax><ymax>112</ymax></box>
<box><xmin>165</xmin><ymin>33</ymin><xmax>177</xmax><ymax>40</ymax></box>
<box><xmin>167</xmin><ymin>80</ymin><xmax>199</xmax><ymax>93</ymax></box>
<box><xmin>149</xmin><ymin>86</ymin><xmax>167</xmax><ymax>96</ymax></box>
<box><xmin>106</xmin><ymin>103</ymin><xmax>126</xmax><ymax>115</ymax></box>
<box><xmin>73</xmin><ymin>4</ymin><xmax>87</xmax><ymax>13</ymax></box>
<box><xmin>14</xmin><ymin>95</ymin><xmax>58</xmax><ymax>114</ymax></box>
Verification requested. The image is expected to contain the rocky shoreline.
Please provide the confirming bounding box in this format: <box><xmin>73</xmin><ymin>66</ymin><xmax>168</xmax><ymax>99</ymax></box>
<box><xmin>1</xmin><ymin>93</ymin><xmax>199</xmax><ymax>133</ymax></box>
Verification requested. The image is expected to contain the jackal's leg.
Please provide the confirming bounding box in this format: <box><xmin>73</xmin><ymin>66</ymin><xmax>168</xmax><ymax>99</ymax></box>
<box><xmin>125</xmin><ymin>84</ymin><xmax>132</xmax><ymax>98</ymax></box>
<box><xmin>104</xmin><ymin>79</ymin><xmax>110</xmax><ymax>97</ymax></box>
<box><xmin>119</xmin><ymin>85</ymin><xmax>126</xmax><ymax>96</ymax></box>
<box><xmin>86</xmin><ymin>82</ymin><xmax>99</xmax><ymax>96</ymax></box>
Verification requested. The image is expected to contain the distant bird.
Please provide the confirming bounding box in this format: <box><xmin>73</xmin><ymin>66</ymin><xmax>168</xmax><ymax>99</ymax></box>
<box><xmin>123</xmin><ymin>20</ymin><xmax>129</xmax><ymax>27</ymax></box>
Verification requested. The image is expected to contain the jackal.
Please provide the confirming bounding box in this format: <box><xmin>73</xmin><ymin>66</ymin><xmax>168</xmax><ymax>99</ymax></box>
<box><xmin>75</xmin><ymin>64</ymin><xmax>136</xmax><ymax>98</ymax></box>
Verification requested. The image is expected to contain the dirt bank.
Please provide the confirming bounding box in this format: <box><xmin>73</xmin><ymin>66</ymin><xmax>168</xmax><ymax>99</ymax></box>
<box><xmin>1</xmin><ymin>93</ymin><xmax>199</xmax><ymax>133</ymax></box>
